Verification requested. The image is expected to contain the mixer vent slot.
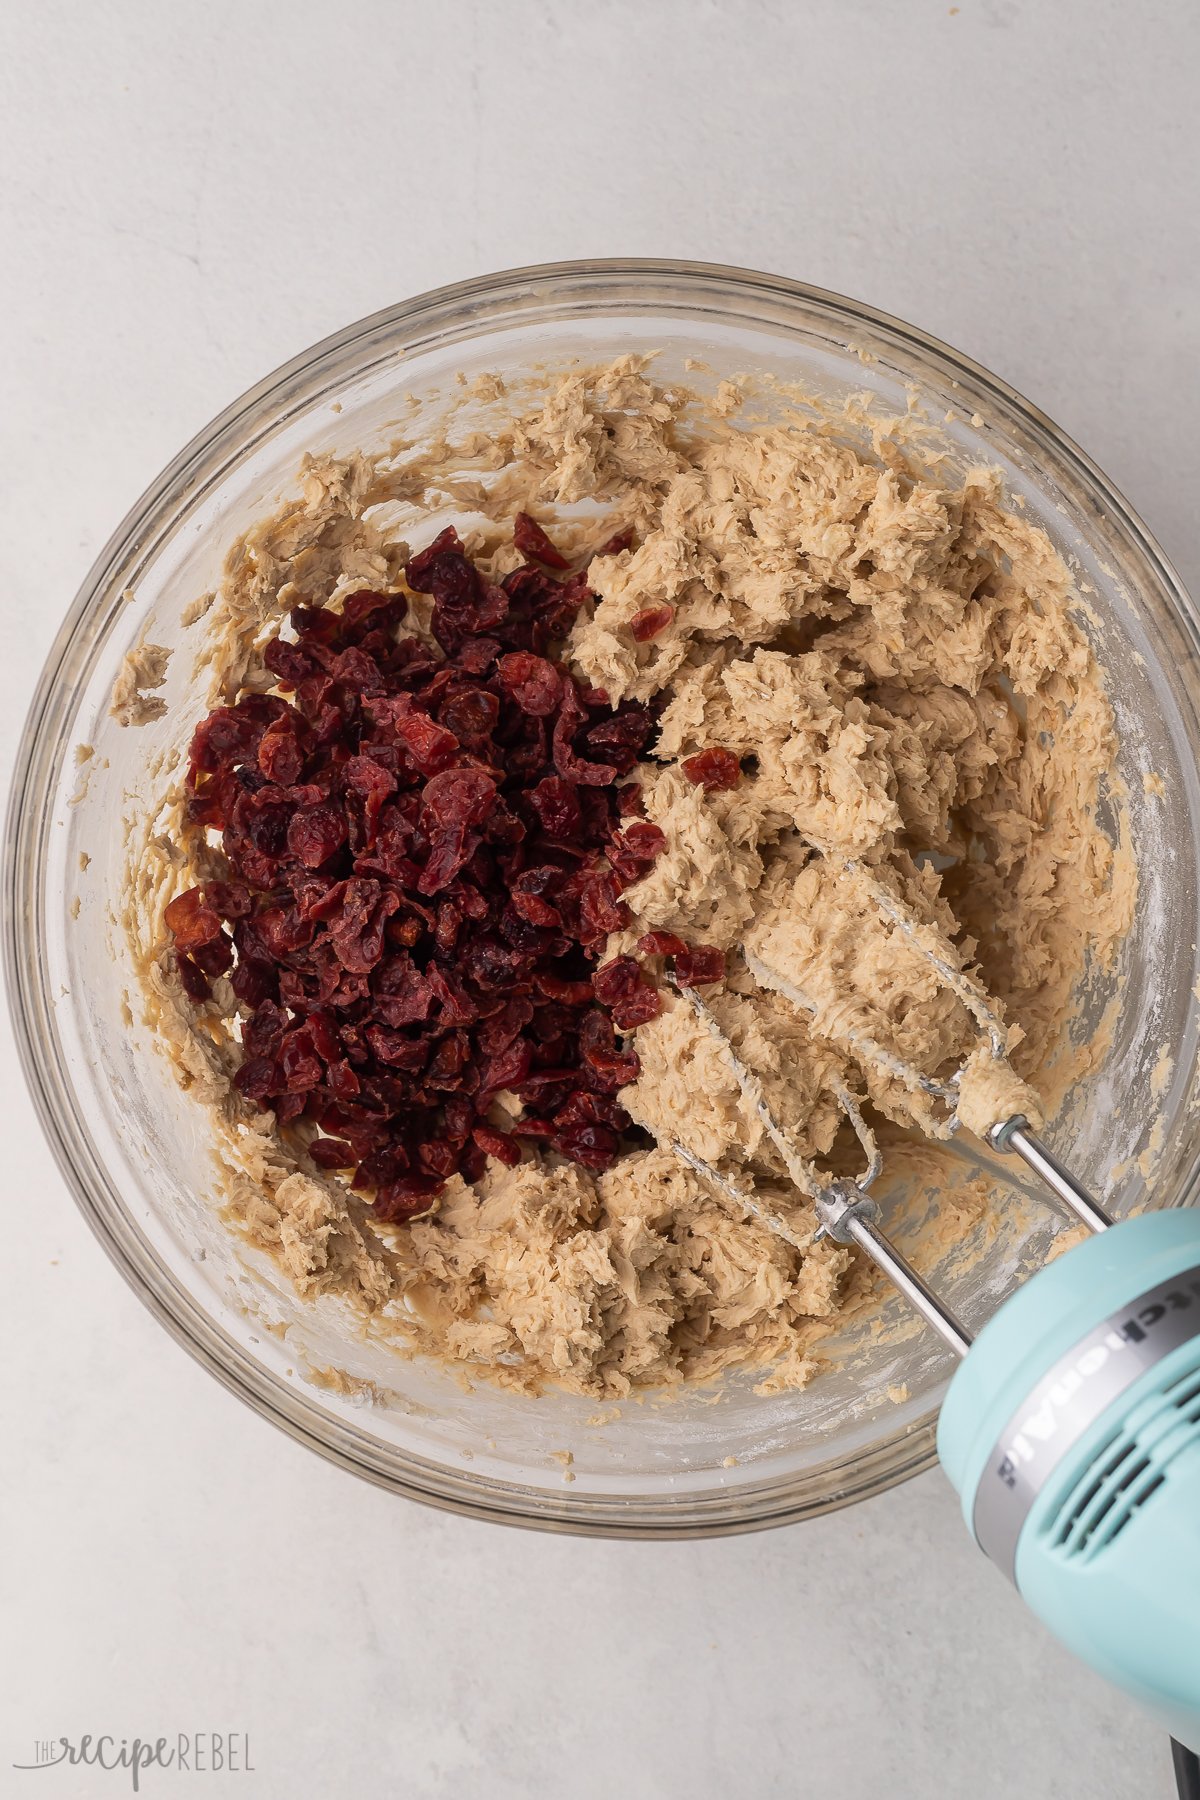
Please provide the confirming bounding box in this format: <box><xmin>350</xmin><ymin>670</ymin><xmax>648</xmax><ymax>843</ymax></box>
<box><xmin>1045</xmin><ymin>1342</ymin><xmax>1200</xmax><ymax>1564</ymax></box>
<box><xmin>1169</xmin><ymin>1370</ymin><xmax>1200</xmax><ymax>1418</ymax></box>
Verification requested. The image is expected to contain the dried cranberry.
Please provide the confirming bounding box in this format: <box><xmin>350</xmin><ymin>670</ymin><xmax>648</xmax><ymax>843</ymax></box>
<box><xmin>441</xmin><ymin>688</ymin><xmax>499</xmax><ymax>742</ymax></box>
<box><xmin>164</xmin><ymin>887</ymin><xmax>223</xmax><ymax>952</ymax></box>
<box><xmin>374</xmin><ymin>958</ymin><xmax>434</xmax><ymax>1027</ymax></box>
<box><xmin>577</xmin><ymin>870</ymin><xmax>629</xmax><ymax>946</ymax></box>
<box><xmin>513</xmin><ymin>512</ymin><xmax>570</xmax><ymax>570</ymax></box>
<box><xmin>258</xmin><ymin>716</ymin><xmax>306</xmax><ymax>786</ymax></box>
<box><xmin>418</xmin><ymin>1139</ymin><xmax>462</xmax><ymax>1179</ymax></box>
<box><xmin>611</xmin><ymin>986</ymin><xmax>662</xmax><ymax>1030</ymax></box>
<box><xmin>586</xmin><ymin>705</ymin><xmax>655</xmax><ymax>757</ymax></box>
<box><xmin>528</xmin><ymin>775</ymin><xmax>581</xmax><ymax>839</ymax></box>
<box><xmin>621</xmin><ymin>821</ymin><xmax>667</xmax><ymax>859</ymax></box>
<box><xmin>309</xmin><ymin>1137</ymin><xmax>354</xmax><ymax>1169</ymax></box>
<box><xmin>609</xmin><ymin>820</ymin><xmax>667</xmax><ymax>884</ymax></box>
<box><xmin>176</xmin><ymin>956</ymin><xmax>212</xmax><ymax>1002</ymax></box>
<box><xmin>497</xmin><ymin>651</ymin><xmax>562</xmax><ymax>716</ymax></box>
<box><xmin>586</xmin><ymin>1046</ymin><xmax>641</xmax><ymax>1088</ymax></box>
<box><xmin>482</xmin><ymin>1037</ymin><xmax>535</xmax><ymax>1095</ymax></box>
<box><xmin>637</xmin><ymin>931</ymin><xmax>688</xmax><ymax>958</ymax></box>
<box><xmin>344</xmin><ymin>754</ymin><xmax>397</xmax><ymax>812</ymax></box>
<box><xmin>229</xmin><ymin>958</ymin><xmax>277</xmax><ymax>1008</ymax></box>
<box><xmin>471</xmin><ymin>1123</ymin><xmax>522</xmax><ymax>1166</ymax></box>
<box><xmin>373</xmin><ymin>1176</ymin><xmax>443</xmax><ymax>1221</ymax></box>
<box><xmin>552</xmin><ymin>686</ymin><xmax>618</xmax><ymax>787</ymax></box>
<box><xmin>328</xmin><ymin>879</ymin><xmax>400</xmax><ymax>974</ymax></box>
<box><xmin>394</xmin><ymin>710</ymin><xmax>460</xmax><ymax>775</ymax></box>
<box><xmin>278</xmin><ymin>1028</ymin><xmax>323</xmax><ymax>1093</ymax></box>
<box><xmin>263</xmin><ymin>637</ymin><xmax>318</xmax><ymax>689</ymax></box>
<box><xmin>233</xmin><ymin>1055</ymin><xmax>276</xmax><ymax>1102</ymax></box>
<box><xmin>554</xmin><ymin>1090</ymin><xmax>623</xmax><ymax>1131</ymax></box>
<box><xmin>675</xmin><ymin>945</ymin><xmax>726</xmax><ymax>987</ymax></box>
<box><xmin>341</xmin><ymin>589</ymin><xmax>406</xmax><ymax>635</ymax></box>
<box><xmin>330</xmin><ymin>647</ymin><xmax>385</xmax><ymax>694</ymax></box>
<box><xmin>510</xmin><ymin>887</ymin><xmax>561</xmax><ymax>928</ymax></box>
<box><xmin>515</xmin><ymin>1068</ymin><xmax>577</xmax><ymax>1110</ymax></box>
<box><xmin>306</xmin><ymin>1011</ymin><xmax>341</xmax><ymax>1063</ymax></box>
<box><xmin>442</xmin><ymin>1094</ymin><xmax>475</xmax><ymax>1143</ymax></box>
<box><xmin>421</xmin><ymin>768</ymin><xmax>497</xmax><ymax>831</ymax></box>
<box><xmin>592</xmin><ymin>956</ymin><xmax>661</xmax><ymax>1032</ymax></box>
<box><xmin>364</xmin><ymin>1025</ymin><xmax>426</xmax><ymax>1070</ymax></box>
<box><xmin>511</xmin><ymin>1118</ymin><xmax>555</xmax><ymax>1141</ymax></box>
<box><xmin>189</xmin><ymin>934</ymin><xmax>234</xmax><ymax>978</ymax></box>
<box><xmin>288</xmin><ymin>803</ymin><xmax>347</xmax><ymax>869</ymax></box>
<box><xmin>404</xmin><ymin>527</ymin><xmax>473</xmax><ymax>597</ymax></box>
<box><xmin>434</xmin><ymin>899</ymin><xmax>463</xmax><ymax>954</ymax></box>
<box><xmin>534</xmin><ymin>972</ymin><xmax>594</xmax><ymax>1006</ymax></box>
<box><xmin>425</xmin><ymin>1033</ymin><xmax>467</xmax><ymax>1089</ymax></box>
<box><xmin>206</xmin><ymin>880</ymin><xmax>252</xmax><ymax>918</ymax></box>
<box><xmin>427</xmin><ymin>965</ymin><xmax>478</xmax><ymax>1026</ymax></box>
<box><xmin>555</xmin><ymin>1121</ymin><xmax>621</xmax><ymax>1171</ymax></box>
<box><xmin>629</xmin><ymin>604</ymin><xmax>674</xmax><ymax>642</ymax></box>
<box><xmin>682</xmin><ymin>747</ymin><xmax>742</xmax><ymax>792</ymax></box>
<box><xmin>451</xmin><ymin>642</ymin><xmax>497</xmax><ymax>681</ymax></box>
<box><xmin>241</xmin><ymin>1001</ymin><xmax>285</xmax><ymax>1061</ymax></box>
<box><xmin>592</xmin><ymin>956</ymin><xmax>644</xmax><ymax>1006</ymax></box>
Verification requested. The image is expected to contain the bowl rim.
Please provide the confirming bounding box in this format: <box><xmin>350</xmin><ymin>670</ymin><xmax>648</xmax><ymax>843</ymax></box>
<box><xmin>6</xmin><ymin>256</ymin><xmax>1197</xmax><ymax>1535</ymax></box>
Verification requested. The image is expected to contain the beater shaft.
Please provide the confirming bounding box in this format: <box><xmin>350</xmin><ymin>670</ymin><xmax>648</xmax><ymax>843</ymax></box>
<box><xmin>815</xmin><ymin>1186</ymin><xmax>974</xmax><ymax>1358</ymax></box>
<box><xmin>990</xmin><ymin>1117</ymin><xmax>1113</xmax><ymax>1234</ymax></box>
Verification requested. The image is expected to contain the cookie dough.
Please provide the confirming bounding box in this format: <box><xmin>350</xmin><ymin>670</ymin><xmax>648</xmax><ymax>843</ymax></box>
<box><xmin>122</xmin><ymin>358</ymin><xmax>1133</xmax><ymax>1396</ymax></box>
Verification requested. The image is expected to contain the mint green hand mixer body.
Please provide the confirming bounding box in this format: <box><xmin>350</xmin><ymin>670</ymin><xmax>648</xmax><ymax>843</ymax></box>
<box><xmin>668</xmin><ymin>858</ymin><xmax>1200</xmax><ymax>1757</ymax></box>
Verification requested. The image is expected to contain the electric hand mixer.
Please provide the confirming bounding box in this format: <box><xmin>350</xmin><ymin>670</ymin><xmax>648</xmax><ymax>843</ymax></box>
<box><xmin>665</xmin><ymin>853</ymin><xmax>1200</xmax><ymax>1761</ymax></box>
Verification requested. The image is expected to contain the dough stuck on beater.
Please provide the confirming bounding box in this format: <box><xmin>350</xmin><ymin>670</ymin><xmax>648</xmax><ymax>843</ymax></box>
<box><xmin>955</xmin><ymin>1044</ymin><xmax>1046</xmax><ymax>1141</ymax></box>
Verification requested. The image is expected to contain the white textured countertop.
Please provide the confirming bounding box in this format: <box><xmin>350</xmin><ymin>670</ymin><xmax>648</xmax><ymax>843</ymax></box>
<box><xmin>2</xmin><ymin>3</ymin><xmax>1197</xmax><ymax>1795</ymax></box>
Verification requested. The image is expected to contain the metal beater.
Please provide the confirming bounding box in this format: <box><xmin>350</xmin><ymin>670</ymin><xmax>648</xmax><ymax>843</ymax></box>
<box><xmin>662</xmin><ymin>860</ymin><xmax>1200</xmax><ymax>1752</ymax></box>
<box><xmin>667</xmin><ymin>851</ymin><xmax>1113</xmax><ymax>1356</ymax></box>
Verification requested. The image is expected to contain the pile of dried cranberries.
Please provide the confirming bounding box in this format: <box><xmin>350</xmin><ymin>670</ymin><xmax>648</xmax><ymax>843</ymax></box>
<box><xmin>165</xmin><ymin>515</ymin><xmax>727</xmax><ymax>1220</ymax></box>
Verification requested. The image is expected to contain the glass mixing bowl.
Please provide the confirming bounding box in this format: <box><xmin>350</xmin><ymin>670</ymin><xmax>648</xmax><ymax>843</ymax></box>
<box><xmin>8</xmin><ymin>260</ymin><xmax>1200</xmax><ymax>1535</ymax></box>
